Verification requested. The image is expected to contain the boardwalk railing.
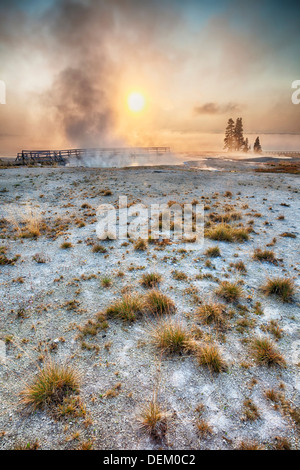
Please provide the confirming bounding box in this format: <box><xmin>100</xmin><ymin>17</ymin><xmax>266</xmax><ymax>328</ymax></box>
<box><xmin>266</xmin><ymin>151</ymin><xmax>300</xmax><ymax>156</ymax></box>
<box><xmin>15</xmin><ymin>147</ymin><xmax>171</xmax><ymax>165</ymax></box>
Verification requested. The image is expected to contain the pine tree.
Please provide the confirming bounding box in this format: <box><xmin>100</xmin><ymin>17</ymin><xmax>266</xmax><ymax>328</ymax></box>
<box><xmin>224</xmin><ymin>118</ymin><xmax>235</xmax><ymax>151</ymax></box>
<box><xmin>253</xmin><ymin>136</ymin><xmax>262</xmax><ymax>153</ymax></box>
<box><xmin>234</xmin><ymin>117</ymin><xmax>245</xmax><ymax>151</ymax></box>
<box><xmin>242</xmin><ymin>137</ymin><xmax>249</xmax><ymax>153</ymax></box>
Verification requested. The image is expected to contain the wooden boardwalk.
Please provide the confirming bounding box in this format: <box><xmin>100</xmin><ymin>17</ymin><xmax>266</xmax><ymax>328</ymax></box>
<box><xmin>15</xmin><ymin>147</ymin><xmax>171</xmax><ymax>165</ymax></box>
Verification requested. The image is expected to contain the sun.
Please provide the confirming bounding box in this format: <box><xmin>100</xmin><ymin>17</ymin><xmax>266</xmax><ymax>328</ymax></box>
<box><xmin>127</xmin><ymin>92</ymin><xmax>145</xmax><ymax>112</ymax></box>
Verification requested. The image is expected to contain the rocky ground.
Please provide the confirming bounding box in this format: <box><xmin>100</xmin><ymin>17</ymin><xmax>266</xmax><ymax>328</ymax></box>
<box><xmin>0</xmin><ymin>165</ymin><xmax>299</xmax><ymax>450</ymax></box>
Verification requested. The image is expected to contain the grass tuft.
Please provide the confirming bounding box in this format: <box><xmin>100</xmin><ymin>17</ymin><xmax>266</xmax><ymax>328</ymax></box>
<box><xmin>250</xmin><ymin>337</ymin><xmax>285</xmax><ymax>367</ymax></box>
<box><xmin>206</xmin><ymin>224</ymin><xmax>249</xmax><ymax>243</ymax></box>
<box><xmin>195</xmin><ymin>302</ymin><xmax>227</xmax><ymax>329</ymax></box>
<box><xmin>215</xmin><ymin>281</ymin><xmax>243</xmax><ymax>302</ymax></box>
<box><xmin>134</xmin><ymin>238</ymin><xmax>148</xmax><ymax>251</ymax></box>
<box><xmin>253</xmin><ymin>248</ymin><xmax>277</xmax><ymax>263</ymax></box>
<box><xmin>196</xmin><ymin>343</ymin><xmax>227</xmax><ymax>373</ymax></box>
<box><xmin>138</xmin><ymin>399</ymin><xmax>169</xmax><ymax>438</ymax></box>
<box><xmin>106</xmin><ymin>294</ymin><xmax>144</xmax><ymax>321</ymax></box>
<box><xmin>144</xmin><ymin>290</ymin><xmax>176</xmax><ymax>315</ymax></box>
<box><xmin>141</xmin><ymin>272</ymin><xmax>162</xmax><ymax>288</ymax></box>
<box><xmin>205</xmin><ymin>246</ymin><xmax>221</xmax><ymax>258</ymax></box>
<box><xmin>261</xmin><ymin>277</ymin><xmax>295</xmax><ymax>302</ymax></box>
<box><xmin>149</xmin><ymin>319</ymin><xmax>195</xmax><ymax>354</ymax></box>
<box><xmin>20</xmin><ymin>362</ymin><xmax>80</xmax><ymax>411</ymax></box>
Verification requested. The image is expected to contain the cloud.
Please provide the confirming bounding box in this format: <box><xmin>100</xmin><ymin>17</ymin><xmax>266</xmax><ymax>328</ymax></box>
<box><xmin>194</xmin><ymin>102</ymin><xmax>242</xmax><ymax>115</ymax></box>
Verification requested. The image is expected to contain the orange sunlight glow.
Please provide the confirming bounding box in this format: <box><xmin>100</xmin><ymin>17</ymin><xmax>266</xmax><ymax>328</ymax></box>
<box><xmin>127</xmin><ymin>92</ymin><xmax>145</xmax><ymax>112</ymax></box>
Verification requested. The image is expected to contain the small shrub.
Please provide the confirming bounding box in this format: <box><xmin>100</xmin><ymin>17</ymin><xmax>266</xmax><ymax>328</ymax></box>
<box><xmin>215</xmin><ymin>281</ymin><xmax>243</xmax><ymax>302</ymax></box>
<box><xmin>262</xmin><ymin>277</ymin><xmax>295</xmax><ymax>302</ymax></box>
<box><xmin>250</xmin><ymin>337</ymin><xmax>285</xmax><ymax>366</ymax></box>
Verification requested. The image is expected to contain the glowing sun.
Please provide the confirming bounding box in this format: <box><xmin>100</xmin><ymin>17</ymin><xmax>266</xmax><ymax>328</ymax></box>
<box><xmin>127</xmin><ymin>92</ymin><xmax>145</xmax><ymax>112</ymax></box>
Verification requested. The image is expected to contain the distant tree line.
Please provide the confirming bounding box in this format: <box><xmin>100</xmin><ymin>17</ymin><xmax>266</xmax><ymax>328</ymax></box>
<box><xmin>224</xmin><ymin>118</ymin><xmax>262</xmax><ymax>153</ymax></box>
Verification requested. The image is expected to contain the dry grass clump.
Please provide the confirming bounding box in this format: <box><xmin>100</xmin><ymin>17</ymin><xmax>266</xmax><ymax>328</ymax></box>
<box><xmin>195</xmin><ymin>302</ymin><xmax>227</xmax><ymax>329</ymax></box>
<box><xmin>32</xmin><ymin>252</ymin><xmax>49</xmax><ymax>263</ymax></box>
<box><xmin>134</xmin><ymin>238</ymin><xmax>148</xmax><ymax>251</ymax></box>
<box><xmin>13</xmin><ymin>440</ymin><xmax>40</xmax><ymax>450</ymax></box>
<box><xmin>272</xmin><ymin>437</ymin><xmax>291</xmax><ymax>451</ymax></box>
<box><xmin>236</xmin><ymin>440</ymin><xmax>264</xmax><ymax>450</ymax></box>
<box><xmin>196</xmin><ymin>419</ymin><xmax>213</xmax><ymax>437</ymax></box>
<box><xmin>242</xmin><ymin>398</ymin><xmax>260</xmax><ymax>421</ymax></box>
<box><xmin>138</xmin><ymin>399</ymin><xmax>169</xmax><ymax>439</ymax></box>
<box><xmin>231</xmin><ymin>260</ymin><xmax>247</xmax><ymax>272</ymax></box>
<box><xmin>60</xmin><ymin>241</ymin><xmax>72</xmax><ymax>249</ymax></box>
<box><xmin>264</xmin><ymin>388</ymin><xmax>281</xmax><ymax>403</ymax></box>
<box><xmin>172</xmin><ymin>270</ymin><xmax>188</xmax><ymax>281</ymax></box>
<box><xmin>6</xmin><ymin>206</ymin><xmax>42</xmax><ymax>238</ymax></box>
<box><xmin>149</xmin><ymin>319</ymin><xmax>195</xmax><ymax>354</ymax></box>
<box><xmin>250</xmin><ymin>337</ymin><xmax>286</xmax><ymax>367</ymax></box>
<box><xmin>0</xmin><ymin>252</ymin><xmax>20</xmax><ymax>265</ymax></box>
<box><xmin>205</xmin><ymin>246</ymin><xmax>221</xmax><ymax>257</ymax></box>
<box><xmin>144</xmin><ymin>290</ymin><xmax>176</xmax><ymax>315</ymax></box>
<box><xmin>209</xmin><ymin>211</ymin><xmax>241</xmax><ymax>223</ymax></box>
<box><xmin>106</xmin><ymin>294</ymin><xmax>144</xmax><ymax>321</ymax></box>
<box><xmin>101</xmin><ymin>276</ymin><xmax>112</xmax><ymax>288</ymax></box>
<box><xmin>215</xmin><ymin>281</ymin><xmax>244</xmax><ymax>302</ymax></box>
<box><xmin>196</xmin><ymin>343</ymin><xmax>227</xmax><ymax>373</ymax></box>
<box><xmin>20</xmin><ymin>362</ymin><xmax>80</xmax><ymax>411</ymax></box>
<box><xmin>261</xmin><ymin>320</ymin><xmax>283</xmax><ymax>339</ymax></box>
<box><xmin>206</xmin><ymin>223</ymin><xmax>249</xmax><ymax>242</ymax></box>
<box><xmin>261</xmin><ymin>277</ymin><xmax>295</xmax><ymax>302</ymax></box>
<box><xmin>253</xmin><ymin>248</ymin><xmax>277</xmax><ymax>263</ymax></box>
<box><xmin>78</xmin><ymin>313</ymin><xmax>109</xmax><ymax>337</ymax></box>
<box><xmin>280</xmin><ymin>232</ymin><xmax>296</xmax><ymax>239</ymax></box>
<box><xmin>21</xmin><ymin>210</ymin><xmax>41</xmax><ymax>238</ymax></box>
<box><xmin>141</xmin><ymin>272</ymin><xmax>162</xmax><ymax>288</ymax></box>
<box><xmin>92</xmin><ymin>243</ymin><xmax>107</xmax><ymax>254</ymax></box>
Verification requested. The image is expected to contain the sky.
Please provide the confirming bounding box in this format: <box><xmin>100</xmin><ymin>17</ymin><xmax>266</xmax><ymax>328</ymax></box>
<box><xmin>0</xmin><ymin>0</ymin><xmax>300</xmax><ymax>155</ymax></box>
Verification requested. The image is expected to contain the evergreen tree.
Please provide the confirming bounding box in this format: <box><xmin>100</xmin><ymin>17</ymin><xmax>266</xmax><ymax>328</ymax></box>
<box><xmin>242</xmin><ymin>137</ymin><xmax>249</xmax><ymax>153</ymax></box>
<box><xmin>253</xmin><ymin>136</ymin><xmax>262</xmax><ymax>153</ymax></box>
<box><xmin>224</xmin><ymin>118</ymin><xmax>235</xmax><ymax>151</ymax></box>
<box><xmin>234</xmin><ymin>117</ymin><xmax>245</xmax><ymax>151</ymax></box>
